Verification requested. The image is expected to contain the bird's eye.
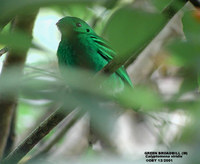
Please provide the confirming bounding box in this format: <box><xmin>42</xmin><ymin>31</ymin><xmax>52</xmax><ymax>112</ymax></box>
<box><xmin>86</xmin><ymin>29</ymin><xmax>90</xmax><ymax>32</ymax></box>
<box><xmin>76</xmin><ymin>23</ymin><xmax>82</xmax><ymax>27</ymax></box>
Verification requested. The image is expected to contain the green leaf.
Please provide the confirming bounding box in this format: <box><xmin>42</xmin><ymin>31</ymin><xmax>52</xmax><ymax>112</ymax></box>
<box><xmin>116</xmin><ymin>86</ymin><xmax>162</xmax><ymax>111</ymax></box>
<box><xmin>0</xmin><ymin>66</ymin><xmax>162</xmax><ymax>112</ymax></box>
<box><xmin>0</xmin><ymin>0</ymin><xmax>103</xmax><ymax>21</ymax></box>
<box><xmin>65</xmin><ymin>4</ymin><xmax>93</xmax><ymax>19</ymax></box>
<box><xmin>168</xmin><ymin>40</ymin><xmax>200</xmax><ymax>70</ymax></box>
<box><xmin>0</xmin><ymin>31</ymin><xmax>31</xmax><ymax>51</ymax></box>
<box><xmin>150</xmin><ymin>0</ymin><xmax>172</xmax><ymax>11</ymax></box>
<box><xmin>103</xmin><ymin>6</ymin><xmax>166</xmax><ymax>56</ymax></box>
<box><xmin>182</xmin><ymin>11</ymin><xmax>200</xmax><ymax>41</ymax></box>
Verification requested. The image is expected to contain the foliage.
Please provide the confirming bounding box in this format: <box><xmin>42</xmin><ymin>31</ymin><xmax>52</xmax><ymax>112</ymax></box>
<box><xmin>0</xmin><ymin>0</ymin><xmax>200</xmax><ymax>164</ymax></box>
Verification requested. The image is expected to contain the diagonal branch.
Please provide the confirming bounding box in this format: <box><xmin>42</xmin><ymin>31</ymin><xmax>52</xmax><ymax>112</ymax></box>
<box><xmin>98</xmin><ymin>0</ymin><xmax>186</xmax><ymax>76</ymax></box>
<box><xmin>27</xmin><ymin>109</ymin><xmax>81</xmax><ymax>163</ymax></box>
<box><xmin>2</xmin><ymin>107</ymin><xmax>72</xmax><ymax>164</ymax></box>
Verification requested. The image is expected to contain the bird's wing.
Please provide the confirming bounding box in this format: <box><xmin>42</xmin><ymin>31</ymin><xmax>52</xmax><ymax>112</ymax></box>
<box><xmin>90</xmin><ymin>34</ymin><xmax>133</xmax><ymax>87</ymax></box>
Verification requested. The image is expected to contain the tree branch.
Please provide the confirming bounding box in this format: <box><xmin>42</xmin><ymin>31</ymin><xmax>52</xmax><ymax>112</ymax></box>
<box><xmin>98</xmin><ymin>0</ymin><xmax>186</xmax><ymax>76</ymax></box>
<box><xmin>2</xmin><ymin>107</ymin><xmax>73</xmax><ymax>164</ymax></box>
<box><xmin>27</xmin><ymin>109</ymin><xmax>81</xmax><ymax>162</ymax></box>
<box><xmin>19</xmin><ymin>105</ymin><xmax>58</xmax><ymax>144</ymax></box>
<box><xmin>0</xmin><ymin>47</ymin><xmax>8</xmax><ymax>57</ymax></box>
<box><xmin>0</xmin><ymin>11</ymin><xmax>38</xmax><ymax>159</ymax></box>
<box><xmin>3</xmin><ymin>105</ymin><xmax>17</xmax><ymax>158</ymax></box>
<box><xmin>127</xmin><ymin>10</ymin><xmax>183</xmax><ymax>84</ymax></box>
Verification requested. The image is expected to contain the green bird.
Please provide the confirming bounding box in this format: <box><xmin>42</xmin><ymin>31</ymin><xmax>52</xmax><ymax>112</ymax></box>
<box><xmin>56</xmin><ymin>16</ymin><xmax>132</xmax><ymax>91</ymax></box>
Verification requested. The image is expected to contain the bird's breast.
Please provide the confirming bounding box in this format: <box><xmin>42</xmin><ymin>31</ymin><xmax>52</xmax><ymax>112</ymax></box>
<box><xmin>58</xmin><ymin>36</ymin><xmax>108</xmax><ymax>72</ymax></box>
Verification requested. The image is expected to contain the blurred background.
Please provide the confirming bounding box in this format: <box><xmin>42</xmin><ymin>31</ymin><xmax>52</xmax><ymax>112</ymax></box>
<box><xmin>0</xmin><ymin>0</ymin><xmax>200</xmax><ymax>163</ymax></box>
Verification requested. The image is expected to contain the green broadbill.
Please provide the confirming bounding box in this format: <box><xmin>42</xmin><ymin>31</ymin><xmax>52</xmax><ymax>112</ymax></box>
<box><xmin>56</xmin><ymin>16</ymin><xmax>132</xmax><ymax>91</ymax></box>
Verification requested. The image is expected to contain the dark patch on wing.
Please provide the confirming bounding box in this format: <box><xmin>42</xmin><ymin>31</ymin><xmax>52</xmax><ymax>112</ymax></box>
<box><xmin>97</xmin><ymin>49</ymin><xmax>109</xmax><ymax>61</ymax></box>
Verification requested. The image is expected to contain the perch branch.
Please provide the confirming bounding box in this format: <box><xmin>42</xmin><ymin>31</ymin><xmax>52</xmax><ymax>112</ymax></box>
<box><xmin>27</xmin><ymin>109</ymin><xmax>81</xmax><ymax>162</ymax></box>
<box><xmin>2</xmin><ymin>107</ymin><xmax>72</xmax><ymax>164</ymax></box>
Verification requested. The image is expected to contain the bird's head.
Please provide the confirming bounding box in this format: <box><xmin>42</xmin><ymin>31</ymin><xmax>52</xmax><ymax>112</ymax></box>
<box><xmin>56</xmin><ymin>17</ymin><xmax>95</xmax><ymax>37</ymax></box>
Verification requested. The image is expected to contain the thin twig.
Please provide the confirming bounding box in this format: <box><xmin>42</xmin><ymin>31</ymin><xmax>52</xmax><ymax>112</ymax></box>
<box><xmin>0</xmin><ymin>47</ymin><xmax>8</xmax><ymax>57</ymax></box>
<box><xmin>25</xmin><ymin>65</ymin><xmax>62</xmax><ymax>80</ymax></box>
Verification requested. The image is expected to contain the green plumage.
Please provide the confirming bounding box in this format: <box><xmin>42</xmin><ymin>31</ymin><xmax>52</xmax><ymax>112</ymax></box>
<box><xmin>56</xmin><ymin>17</ymin><xmax>133</xmax><ymax>90</ymax></box>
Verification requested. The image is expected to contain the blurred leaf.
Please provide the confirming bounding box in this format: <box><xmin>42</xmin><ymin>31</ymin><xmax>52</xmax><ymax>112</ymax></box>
<box><xmin>55</xmin><ymin>67</ymin><xmax>163</xmax><ymax>110</ymax></box>
<box><xmin>182</xmin><ymin>10</ymin><xmax>200</xmax><ymax>41</ymax></box>
<box><xmin>103</xmin><ymin>6</ymin><xmax>166</xmax><ymax>56</ymax></box>
<box><xmin>25</xmin><ymin>154</ymin><xmax>143</xmax><ymax>164</ymax></box>
<box><xmin>150</xmin><ymin>0</ymin><xmax>172</xmax><ymax>11</ymax></box>
<box><xmin>0</xmin><ymin>31</ymin><xmax>31</xmax><ymax>51</ymax></box>
<box><xmin>182</xmin><ymin>11</ymin><xmax>200</xmax><ymax>89</ymax></box>
<box><xmin>0</xmin><ymin>0</ymin><xmax>104</xmax><ymax>22</ymax></box>
<box><xmin>0</xmin><ymin>66</ymin><xmax>163</xmax><ymax>111</ymax></box>
<box><xmin>116</xmin><ymin>86</ymin><xmax>163</xmax><ymax>110</ymax></box>
<box><xmin>167</xmin><ymin>39</ymin><xmax>200</xmax><ymax>93</ymax></box>
<box><xmin>65</xmin><ymin>4</ymin><xmax>93</xmax><ymax>19</ymax></box>
<box><xmin>0</xmin><ymin>21</ymin><xmax>11</xmax><ymax>35</ymax></box>
<box><xmin>179</xmin><ymin>112</ymin><xmax>200</xmax><ymax>143</ymax></box>
<box><xmin>178</xmin><ymin>110</ymin><xmax>200</xmax><ymax>164</ymax></box>
<box><xmin>103</xmin><ymin>0</ymin><xmax>119</xmax><ymax>9</ymax></box>
<box><xmin>167</xmin><ymin>40</ymin><xmax>200</xmax><ymax>70</ymax></box>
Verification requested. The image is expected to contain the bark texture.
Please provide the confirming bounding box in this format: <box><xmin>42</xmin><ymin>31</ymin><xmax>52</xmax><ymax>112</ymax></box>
<box><xmin>0</xmin><ymin>11</ymin><xmax>38</xmax><ymax>159</ymax></box>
